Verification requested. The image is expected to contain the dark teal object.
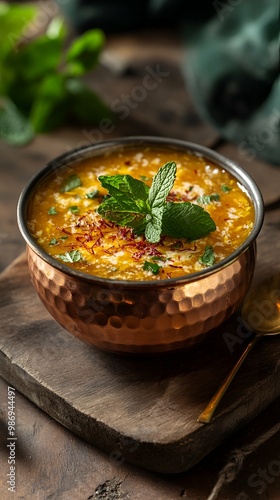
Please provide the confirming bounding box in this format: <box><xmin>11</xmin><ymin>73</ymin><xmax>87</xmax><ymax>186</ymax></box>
<box><xmin>57</xmin><ymin>0</ymin><xmax>280</xmax><ymax>165</ymax></box>
<box><xmin>56</xmin><ymin>0</ymin><xmax>214</xmax><ymax>32</ymax></box>
<box><xmin>184</xmin><ymin>0</ymin><xmax>280</xmax><ymax>165</ymax></box>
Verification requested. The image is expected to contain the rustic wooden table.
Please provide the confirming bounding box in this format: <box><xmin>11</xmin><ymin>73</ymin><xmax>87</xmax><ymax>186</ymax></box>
<box><xmin>1</xmin><ymin>31</ymin><xmax>280</xmax><ymax>500</ymax></box>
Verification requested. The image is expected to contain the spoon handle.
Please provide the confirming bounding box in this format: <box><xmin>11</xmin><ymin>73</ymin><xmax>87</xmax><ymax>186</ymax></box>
<box><xmin>197</xmin><ymin>334</ymin><xmax>260</xmax><ymax>424</ymax></box>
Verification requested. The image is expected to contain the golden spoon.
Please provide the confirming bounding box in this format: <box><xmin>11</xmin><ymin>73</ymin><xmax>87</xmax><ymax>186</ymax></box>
<box><xmin>198</xmin><ymin>273</ymin><xmax>280</xmax><ymax>424</ymax></box>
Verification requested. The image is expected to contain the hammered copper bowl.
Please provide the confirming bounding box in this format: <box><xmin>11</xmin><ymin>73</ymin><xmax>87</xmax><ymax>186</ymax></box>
<box><xmin>17</xmin><ymin>137</ymin><xmax>264</xmax><ymax>354</ymax></box>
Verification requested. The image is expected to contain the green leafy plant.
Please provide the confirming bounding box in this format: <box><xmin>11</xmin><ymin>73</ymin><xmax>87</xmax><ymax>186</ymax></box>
<box><xmin>97</xmin><ymin>161</ymin><xmax>216</xmax><ymax>243</ymax></box>
<box><xmin>0</xmin><ymin>2</ymin><xmax>110</xmax><ymax>145</ymax></box>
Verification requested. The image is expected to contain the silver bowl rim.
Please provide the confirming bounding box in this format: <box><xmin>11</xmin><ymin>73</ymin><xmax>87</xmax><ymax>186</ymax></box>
<box><xmin>17</xmin><ymin>136</ymin><xmax>264</xmax><ymax>288</ymax></box>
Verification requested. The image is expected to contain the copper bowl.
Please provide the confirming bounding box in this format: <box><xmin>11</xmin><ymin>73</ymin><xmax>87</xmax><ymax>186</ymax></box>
<box><xmin>17</xmin><ymin>137</ymin><xmax>264</xmax><ymax>354</ymax></box>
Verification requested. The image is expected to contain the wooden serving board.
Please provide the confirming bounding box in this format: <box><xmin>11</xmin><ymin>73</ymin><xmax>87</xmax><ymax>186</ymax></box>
<box><xmin>1</xmin><ymin>210</ymin><xmax>280</xmax><ymax>474</ymax></box>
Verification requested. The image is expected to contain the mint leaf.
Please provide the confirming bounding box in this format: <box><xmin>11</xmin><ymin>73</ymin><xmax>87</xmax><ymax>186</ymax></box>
<box><xmin>65</xmin><ymin>29</ymin><xmax>105</xmax><ymax>76</ymax></box>
<box><xmin>49</xmin><ymin>238</ymin><xmax>58</xmax><ymax>245</ymax></box>
<box><xmin>68</xmin><ymin>80</ymin><xmax>113</xmax><ymax>124</ymax></box>
<box><xmin>0</xmin><ymin>97</ymin><xmax>34</xmax><ymax>146</ymax></box>
<box><xmin>98</xmin><ymin>174</ymin><xmax>149</xmax><ymax>212</ymax></box>
<box><xmin>199</xmin><ymin>246</ymin><xmax>215</xmax><ymax>267</ymax></box>
<box><xmin>7</xmin><ymin>34</ymin><xmax>64</xmax><ymax>82</ymax></box>
<box><xmin>145</xmin><ymin>161</ymin><xmax>176</xmax><ymax>243</ymax></box>
<box><xmin>221</xmin><ymin>185</ymin><xmax>232</xmax><ymax>192</ymax></box>
<box><xmin>0</xmin><ymin>4</ymin><xmax>107</xmax><ymax>146</ymax></box>
<box><xmin>0</xmin><ymin>3</ymin><xmax>37</xmax><ymax>62</ymax></box>
<box><xmin>143</xmin><ymin>261</ymin><xmax>161</xmax><ymax>275</ymax></box>
<box><xmin>29</xmin><ymin>73</ymin><xmax>68</xmax><ymax>132</ymax></box>
<box><xmin>148</xmin><ymin>161</ymin><xmax>176</xmax><ymax>209</ymax></box>
<box><xmin>145</xmin><ymin>208</ymin><xmax>164</xmax><ymax>243</ymax></box>
<box><xmin>60</xmin><ymin>174</ymin><xmax>82</xmax><ymax>193</ymax></box>
<box><xmin>161</xmin><ymin>202</ymin><xmax>216</xmax><ymax>240</ymax></box>
<box><xmin>58</xmin><ymin>250</ymin><xmax>82</xmax><ymax>263</ymax></box>
<box><xmin>69</xmin><ymin>205</ymin><xmax>79</xmax><ymax>214</ymax></box>
<box><xmin>197</xmin><ymin>193</ymin><xmax>220</xmax><ymax>205</ymax></box>
<box><xmin>48</xmin><ymin>206</ymin><xmax>58</xmax><ymax>215</ymax></box>
<box><xmin>97</xmin><ymin>197</ymin><xmax>147</xmax><ymax>233</ymax></box>
<box><xmin>46</xmin><ymin>16</ymin><xmax>67</xmax><ymax>42</ymax></box>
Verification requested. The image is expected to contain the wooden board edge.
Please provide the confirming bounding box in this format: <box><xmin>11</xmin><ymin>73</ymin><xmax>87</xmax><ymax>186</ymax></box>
<box><xmin>1</xmin><ymin>342</ymin><xmax>280</xmax><ymax>474</ymax></box>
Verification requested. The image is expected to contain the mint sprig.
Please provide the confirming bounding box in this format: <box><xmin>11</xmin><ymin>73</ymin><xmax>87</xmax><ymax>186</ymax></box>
<box><xmin>97</xmin><ymin>161</ymin><xmax>216</xmax><ymax>243</ymax></box>
<box><xmin>145</xmin><ymin>161</ymin><xmax>176</xmax><ymax>243</ymax></box>
<box><xmin>0</xmin><ymin>3</ymin><xmax>109</xmax><ymax>145</ymax></box>
<box><xmin>161</xmin><ymin>202</ymin><xmax>216</xmax><ymax>240</ymax></box>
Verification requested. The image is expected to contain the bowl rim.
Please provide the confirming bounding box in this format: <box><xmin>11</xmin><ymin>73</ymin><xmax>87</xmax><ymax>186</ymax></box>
<box><xmin>17</xmin><ymin>135</ymin><xmax>264</xmax><ymax>287</ymax></box>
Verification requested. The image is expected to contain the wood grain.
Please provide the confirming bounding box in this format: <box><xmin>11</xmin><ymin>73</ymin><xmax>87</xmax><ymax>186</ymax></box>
<box><xmin>0</xmin><ymin>209</ymin><xmax>280</xmax><ymax>474</ymax></box>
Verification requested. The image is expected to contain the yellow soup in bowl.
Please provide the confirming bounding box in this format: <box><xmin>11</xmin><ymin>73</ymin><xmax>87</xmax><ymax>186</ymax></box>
<box><xmin>27</xmin><ymin>145</ymin><xmax>254</xmax><ymax>281</ymax></box>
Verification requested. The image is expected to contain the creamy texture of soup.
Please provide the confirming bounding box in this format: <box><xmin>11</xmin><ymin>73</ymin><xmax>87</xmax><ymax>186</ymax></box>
<box><xmin>27</xmin><ymin>146</ymin><xmax>255</xmax><ymax>280</ymax></box>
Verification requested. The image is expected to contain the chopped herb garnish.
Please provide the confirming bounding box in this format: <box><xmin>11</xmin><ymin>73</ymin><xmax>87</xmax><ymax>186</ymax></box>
<box><xmin>60</xmin><ymin>174</ymin><xmax>82</xmax><ymax>193</ymax></box>
<box><xmin>188</xmin><ymin>185</ymin><xmax>194</xmax><ymax>191</ymax></box>
<box><xmin>60</xmin><ymin>236</ymin><xmax>68</xmax><ymax>240</ymax></box>
<box><xmin>49</xmin><ymin>238</ymin><xmax>58</xmax><ymax>245</ymax></box>
<box><xmin>196</xmin><ymin>193</ymin><xmax>220</xmax><ymax>205</ymax></box>
<box><xmin>69</xmin><ymin>205</ymin><xmax>79</xmax><ymax>214</ymax></box>
<box><xmin>58</xmin><ymin>250</ymin><xmax>82</xmax><ymax>263</ymax></box>
<box><xmin>151</xmin><ymin>255</ymin><xmax>166</xmax><ymax>262</ymax></box>
<box><xmin>97</xmin><ymin>162</ymin><xmax>216</xmax><ymax>243</ymax></box>
<box><xmin>199</xmin><ymin>245</ymin><xmax>215</xmax><ymax>267</ymax></box>
<box><xmin>48</xmin><ymin>206</ymin><xmax>58</xmax><ymax>215</ymax></box>
<box><xmin>143</xmin><ymin>261</ymin><xmax>161</xmax><ymax>275</ymax></box>
<box><xmin>86</xmin><ymin>189</ymin><xmax>99</xmax><ymax>199</ymax></box>
<box><xmin>139</xmin><ymin>175</ymin><xmax>150</xmax><ymax>181</ymax></box>
<box><xmin>221</xmin><ymin>185</ymin><xmax>232</xmax><ymax>192</ymax></box>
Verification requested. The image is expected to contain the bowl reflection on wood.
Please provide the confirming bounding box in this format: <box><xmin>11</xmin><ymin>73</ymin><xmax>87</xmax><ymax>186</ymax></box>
<box><xmin>18</xmin><ymin>137</ymin><xmax>264</xmax><ymax>354</ymax></box>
